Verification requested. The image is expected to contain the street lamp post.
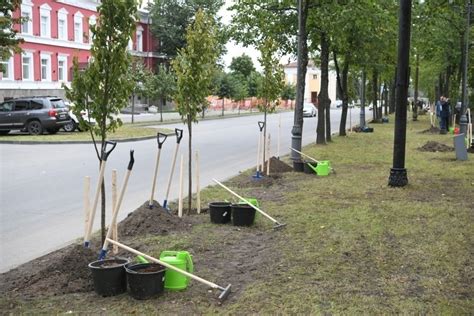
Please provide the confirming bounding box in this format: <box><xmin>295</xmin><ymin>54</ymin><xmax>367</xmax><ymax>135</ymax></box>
<box><xmin>388</xmin><ymin>0</ymin><xmax>412</xmax><ymax>187</ymax></box>
<box><xmin>459</xmin><ymin>0</ymin><xmax>472</xmax><ymax>136</ymax></box>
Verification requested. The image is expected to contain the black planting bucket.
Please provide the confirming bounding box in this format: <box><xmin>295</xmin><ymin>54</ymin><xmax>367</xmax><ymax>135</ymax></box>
<box><xmin>303</xmin><ymin>161</ymin><xmax>317</xmax><ymax>174</ymax></box>
<box><xmin>125</xmin><ymin>263</ymin><xmax>166</xmax><ymax>300</ymax></box>
<box><xmin>231</xmin><ymin>204</ymin><xmax>256</xmax><ymax>226</ymax></box>
<box><xmin>88</xmin><ymin>258</ymin><xmax>129</xmax><ymax>297</ymax></box>
<box><xmin>209</xmin><ymin>202</ymin><xmax>231</xmax><ymax>224</ymax></box>
<box><xmin>293</xmin><ymin>161</ymin><xmax>305</xmax><ymax>172</ymax></box>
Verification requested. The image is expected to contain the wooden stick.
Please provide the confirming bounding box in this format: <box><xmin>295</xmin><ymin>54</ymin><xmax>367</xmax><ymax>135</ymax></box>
<box><xmin>266</xmin><ymin>133</ymin><xmax>271</xmax><ymax>176</ymax></box>
<box><xmin>106</xmin><ymin>238</ymin><xmax>225</xmax><ymax>290</ymax></box>
<box><xmin>111</xmin><ymin>169</ymin><xmax>118</xmax><ymax>255</ymax></box>
<box><xmin>84</xmin><ymin>160</ymin><xmax>107</xmax><ymax>244</ymax></box>
<box><xmin>178</xmin><ymin>154</ymin><xmax>184</xmax><ymax>218</ymax></box>
<box><xmin>290</xmin><ymin>147</ymin><xmax>320</xmax><ymax>164</ymax></box>
<box><xmin>260</xmin><ymin>130</ymin><xmax>265</xmax><ymax>172</ymax></box>
<box><xmin>277</xmin><ymin>114</ymin><xmax>281</xmax><ymax>158</ymax></box>
<box><xmin>149</xmin><ymin>146</ymin><xmax>162</xmax><ymax>208</ymax></box>
<box><xmin>256</xmin><ymin>132</ymin><xmax>261</xmax><ymax>173</ymax></box>
<box><xmin>195</xmin><ymin>151</ymin><xmax>201</xmax><ymax>214</ymax></box>
<box><xmin>453</xmin><ymin>114</ymin><xmax>457</xmax><ymax>127</ymax></box>
<box><xmin>83</xmin><ymin>176</ymin><xmax>90</xmax><ymax>240</ymax></box>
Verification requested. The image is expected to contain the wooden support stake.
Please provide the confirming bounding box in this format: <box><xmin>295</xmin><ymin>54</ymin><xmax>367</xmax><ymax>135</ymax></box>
<box><xmin>277</xmin><ymin>114</ymin><xmax>281</xmax><ymax>158</ymax></box>
<box><xmin>178</xmin><ymin>154</ymin><xmax>184</xmax><ymax>218</ymax></box>
<box><xmin>266</xmin><ymin>133</ymin><xmax>271</xmax><ymax>176</ymax></box>
<box><xmin>256</xmin><ymin>132</ymin><xmax>261</xmax><ymax>173</ymax></box>
<box><xmin>195</xmin><ymin>151</ymin><xmax>201</xmax><ymax>214</ymax></box>
<box><xmin>83</xmin><ymin>176</ymin><xmax>90</xmax><ymax>240</ymax></box>
<box><xmin>111</xmin><ymin>169</ymin><xmax>118</xmax><ymax>255</ymax></box>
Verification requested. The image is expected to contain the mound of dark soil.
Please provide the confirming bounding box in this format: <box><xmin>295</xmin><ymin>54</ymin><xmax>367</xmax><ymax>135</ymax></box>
<box><xmin>0</xmin><ymin>243</ymin><xmax>99</xmax><ymax>297</ymax></box>
<box><xmin>418</xmin><ymin>141</ymin><xmax>454</xmax><ymax>152</ymax></box>
<box><xmin>468</xmin><ymin>147</ymin><xmax>474</xmax><ymax>154</ymax></box>
<box><xmin>264</xmin><ymin>157</ymin><xmax>293</xmax><ymax>173</ymax></box>
<box><xmin>118</xmin><ymin>201</ymin><xmax>191</xmax><ymax>237</ymax></box>
<box><xmin>420</xmin><ymin>126</ymin><xmax>440</xmax><ymax>134</ymax></box>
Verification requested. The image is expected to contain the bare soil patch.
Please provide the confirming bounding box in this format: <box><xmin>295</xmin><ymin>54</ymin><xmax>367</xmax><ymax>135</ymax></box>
<box><xmin>418</xmin><ymin>141</ymin><xmax>454</xmax><ymax>152</ymax></box>
<box><xmin>264</xmin><ymin>156</ymin><xmax>293</xmax><ymax>173</ymax></box>
<box><xmin>420</xmin><ymin>126</ymin><xmax>440</xmax><ymax>134</ymax></box>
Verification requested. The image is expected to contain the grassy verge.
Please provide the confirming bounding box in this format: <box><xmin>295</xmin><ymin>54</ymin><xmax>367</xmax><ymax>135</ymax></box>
<box><xmin>1</xmin><ymin>114</ymin><xmax>472</xmax><ymax>313</ymax></box>
<box><xmin>0</xmin><ymin>124</ymin><xmax>172</xmax><ymax>142</ymax></box>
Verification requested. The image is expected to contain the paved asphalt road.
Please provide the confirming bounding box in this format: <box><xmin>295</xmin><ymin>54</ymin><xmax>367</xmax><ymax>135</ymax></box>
<box><xmin>0</xmin><ymin>109</ymin><xmax>347</xmax><ymax>272</ymax></box>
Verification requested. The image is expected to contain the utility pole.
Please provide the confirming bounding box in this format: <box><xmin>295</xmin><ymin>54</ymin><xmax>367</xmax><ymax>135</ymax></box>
<box><xmin>389</xmin><ymin>0</ymin><xmax>412</xmax><ymax>187</ymax></box>
<box><xmin>459</xmin><ymin>0</ymin><xmax>472</xmax><ymax>136</ymax></box>
<box><xmin>360</xmin><ymin>71</ymin><xmax>366</xmax><ymax>129</ymax></box>
<box><xmin>291</xmin><ymin>0</ymin><xmax>308</xmax><ymax>163</ymax></box>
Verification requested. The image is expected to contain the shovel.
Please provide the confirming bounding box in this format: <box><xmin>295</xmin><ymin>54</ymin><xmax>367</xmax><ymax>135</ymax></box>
<box><xmin>106</xmin><ymin>238</ymin><xmax>232</xmax><ymax>301</ymax></box>
<box><xmin>213</xmin><ymin>179</ymin><xmax>286</xmax><ymax>230</ymax></box>
<box><xmin>163</xmin><ymin>128</ymin><xmax>183</xmax><ymax>209</ymax></box>
<box><xmin>149</xmin><ymin>133</ymin><xmax>168</xmax><ymax>209</ymax></box>
<box><xmin>84</xmin><ymin>141</ymin><xmax>117</xmax><ymax>248</ymax></box>
<box><xmin>99</xmin><ymin>150</ymin><xmax>135</xmax><ymax>260</ymax></box>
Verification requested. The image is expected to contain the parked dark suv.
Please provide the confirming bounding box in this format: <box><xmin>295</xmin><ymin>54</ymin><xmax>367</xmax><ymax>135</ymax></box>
<box><xmin>0</xmin><ymin>97</ymin><xmax>70</xmax><ymax>135</ymax></box>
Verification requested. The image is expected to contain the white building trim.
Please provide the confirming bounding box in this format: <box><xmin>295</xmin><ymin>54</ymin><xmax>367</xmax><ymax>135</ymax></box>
<box><xmin>74</xmin><ymin>12</ymin><xmax>84</xmax><ymax>44</ymax></box>
<box><xmin>22</xmin><ymin>52</ymin><xmax>34</xmax><ymax>82</ymax></box>
<box><xmin>56</xmin><ymin>0</ymin><xmax>99</xmax><ymax>12</ymax></box>
<box><xmin>57</xmin><ymin>8</ymin><xmax>69</xmax><ymax>41</ymax></box>
<box><xmin>40</xmin><ymin>53</ymin><xmax>52</xmax><ymax>82</ymax></box>
<box><xmin>57</xmin><ymin>55</ymin><xmax>68</xmax><ymax>82</ymax></box>
<box><xmin>19</xmin><ymin>34</ymin><xmax>91</xmax><ymax>50</ymax></box>
<box><xmin>0</xmin><ymin>56</ymin><xmax>14</xmax><ymax>81</ymax></box>
<box><xmin>0</xmin><ymin>81</ymin><xmax>70</xmax><ymax>90</ymax></box>
<box><xmin>20</xmin><ymin>2</ymin><xmax>33</xmax><ymax>36</ymax></box>
<box><xmin>136</xmin><ymin>26</ymin><xmax>143</xmax><ymax>52</ymax></box>
<box><xmin>39</xmin><ymin>3</ymin><xmax>52</xmax><ymax>38</ymax></box>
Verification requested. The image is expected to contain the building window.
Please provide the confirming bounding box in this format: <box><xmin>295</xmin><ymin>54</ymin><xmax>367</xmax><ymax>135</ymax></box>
<box><xmin>21</xmin><ymin>2</ymin><xmax>33</xmax><ymax>35</ymax></box>
<box><xmin>58</xmin><ymin>56</ymin><xmax>68</xmax><ymax>82</ymax></box>
<box><xmin>89</xmin><ymin>15</ymin><xmax>96</xmax><ymax>43</ymax></box>
<box><xmin>136</xmin><ymin>31</ymin><xmax>143</xmax><ymax>52</ymax></box>
<box><xmin>39</xmin><ymin>4</ymin><xmax>52</xmax><ymax>38</ymax></box>
<box><xmin>74</xmin><ymin>12</ymin><xmax>84</xmax><ymax>43</ymax></box>
<box><xmin>57</xmin><ymin>8</ymin><xmax>68</xmax><ymax>40</ymax></box>
<box><xmin>0</xmin><ymin>57</ymin><xmax>13</xmax><ymax>80</ymax></box>
<box><xmin>22</xmin><ymin>53</ymin><xmax>33</xmax><ymax>81</ymax></box>
<box><xmin>312</xmin><ymin>74</ymin><xmax>317</xmax><ymax>80</ymax></box>
<box><xmin>40</xmin><ymin>54</ymin><xmax>51</xmax><ymax>81</ymax></box>
<box><xmin>128</xmin><ymin>38</ymin><xmax>133</xmax><ymax>51</ymax></box>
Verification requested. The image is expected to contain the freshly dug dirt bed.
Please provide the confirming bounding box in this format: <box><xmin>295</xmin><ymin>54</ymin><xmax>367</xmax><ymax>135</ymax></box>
<box><xmin>264</xmin><ymin>157</ymin><xmax>293</xmax><ymax>173</ymax></box>
<box><xmin>418</xmin><ymin>141</ymin><xmax>454</xmax><ymax>152</ymax></box>
<box><xmin>420</xmin><ymin>126</ymin><xmax>440</xmax><ymax>134</ymax></box>
<box><xmin>118</xmin><ymin>201</ymin><xmax>192</xmax><ymax>237</ymax></box>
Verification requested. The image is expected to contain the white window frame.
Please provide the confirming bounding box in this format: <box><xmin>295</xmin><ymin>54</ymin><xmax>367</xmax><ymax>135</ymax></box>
<box><xmin>39</xmin><ymin>3</ymin><xmax>52</xmax><ymax>38</ymax></box>
<box><xmin>40</xmin><ymin>53</ymin><xmax>52</xmax><ymax>82</ymax></box>
<box><xmin>22</xmin><ymin>52</ymin><xmax>34</xmax><ymax>81</ymax></box>
<box><xmin>21</xmin><ymin>2</ymin><xmax>33</xmax><ymax>35</ymax></box>
<box><xmin>88</xmin><ymin>15</ymin><xmax>96</xmax><ymax>43</ymax></box>
<box><xmin>74</xmin><ymin>12</ymin><xmax>84</xmax><ymax>43</ymax></box>
<box><xmin>57</xmin><ymin>55</ymin><xmax>68</xmax><ymax>82</ymax></box>
<box><xmin>128</xmin><ymin>38</ymin><xmax>133</xmax><ymax>51</ymax></box>
<box><xmin>57</xmin><ymin>8</ymin><xmax>68</xmax><ymax>41</ymax></box>
<box><xmin>0</xmin><ymin>56</ymin><xmax>14</xmax><ymax>81</ymax></box>
<box><xmin>136</xmin><ymin>29</ymin><xmax>143</xmax><ymax>52</ymax></box>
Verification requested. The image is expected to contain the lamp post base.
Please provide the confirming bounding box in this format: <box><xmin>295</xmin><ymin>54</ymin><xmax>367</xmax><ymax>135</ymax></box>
<box><xmin>388</xmin><ymin>168</ymin><xmax>408</xmax><ymax>187</ymax></box>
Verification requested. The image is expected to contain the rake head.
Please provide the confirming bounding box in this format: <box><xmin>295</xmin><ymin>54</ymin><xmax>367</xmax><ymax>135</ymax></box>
<box><xmin>273</xmin><ymin>222</ymin><xmax>287</xmax><ymax>230</ymax></box>
<box><xmin>218</xmin><ymin>284</ymin><xmax>232</xmax><ymax>301</ymax></box>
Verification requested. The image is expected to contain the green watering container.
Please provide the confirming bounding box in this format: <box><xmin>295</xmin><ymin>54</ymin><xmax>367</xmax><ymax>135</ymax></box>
<box><xmin>314</xmin><ymin>160</ymin><xmax>330</xmax><ymax>176</ymax></box>
<box><xmin>159</xmin><ymin>251</ymin><xmax>193</xmax><ymax>291</ymax></box>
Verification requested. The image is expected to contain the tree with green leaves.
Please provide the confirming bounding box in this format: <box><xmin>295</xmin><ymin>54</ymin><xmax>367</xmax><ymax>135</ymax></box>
<box><xmin>257</xmin><ymin>37</ymin><xmax>285</xmax><ymax>166</ymax></box>
<box><xmin>64</xmin><ymin>0</ymin><xmax>137</xmax><ymax>244</ymax></box>
<box><xmin>172</xmin><ymin>9</ymin><xmax>218</xmax><ymax>213</ymax></box>
<box><xmin>214</xmin><ymin>71</ymin><xmax>234</xmax><ymax>116</ymax></box>
<box><xmin>146</xmin><ymin>64</ymin><xmax>176</xmax><ymax>122</ymax></box>
<box><xmin>230</xmin><ymin>54</ymin><xmax>256</xmax><ymax>78</ymax></box>
<box><xmin>230</xmin><ymin>73</ymin><xmax>248</xmax><ymax>114</ymax></box>
<box><xmin>0</xmin><ymin>0</ymin><xmax>24</xmax><ymax>60</ymax></box>
<box><xmin>150</xmin><ymin>0</ymin><xmax>224</xmax><ymax>57</ymax></box>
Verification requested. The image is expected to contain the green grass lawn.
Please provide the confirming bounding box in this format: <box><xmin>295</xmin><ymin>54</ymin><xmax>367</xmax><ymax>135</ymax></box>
<box><xmin>0</xmin><ymin>124</ymin><xmax>172</xmax><ymax>142</ymax></box>
<box><xmin>1</xmin><ymin>114</ymin><xmax>472</xmax><ymax>313</ymax></box>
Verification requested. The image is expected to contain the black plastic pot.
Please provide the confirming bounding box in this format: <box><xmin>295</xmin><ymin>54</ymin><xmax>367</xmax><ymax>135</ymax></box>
<box><xmin>125</xmin><ymin>263</ymin><xmax>166</xmax><ymax>300</ymax></box>
<box><xmin>231</xmin><ymin>204</ymin><xmax>256</xmax><ymax>226</ymax></box>
<box><xmin>303</xmin><ymin>161</ymin><xmax>317</xmax><ymax>174</ymax></box>
<box><xmin>88</xmin><ymin>258</ymin><xmax>129</xmax><ymax>297</ymax></box>
<box><xmin>209</xmin><ymin>202</ymin><xmax>231</xmax><ymax>224</ymax></box>
<box><xmin>293</xmin><ymin>161</ymin><xmax>304</xmax><ymax>172</ymax></box>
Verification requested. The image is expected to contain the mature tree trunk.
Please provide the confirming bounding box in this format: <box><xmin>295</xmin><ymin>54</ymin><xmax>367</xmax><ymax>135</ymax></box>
<box><xmin>131</xmin><ymin>93</ymin><xmax>135</xmax><ymax>124</ymax></box>
<box><xmin>160</xmin><ymin>98</ymin><xmax>164</xmax><ymax>122</ymax></box>
<box><xmin>384</xmin><ymin>83</ymin><xmax>388</xmax><ymax>116</ymax></box>
<box><xmin>334</xmin><ymin>51</ymin><xmax>349</xmax><ymax>136</ymax></box>
<box><xmin>187</xmin><ymin>115</ymin><xmax>192</xmax><ymax>214</ymax></box>
<box><xmin>360</xmin><ymin>70</ymin><xmax>366</xmax><ymax>128</ymax></box>
<box><xmin>221</xmin><ymin>98</ymin><xmax>225</xmax><ymax>116</ymax></box>
<box><xmin>291</xmin><ymin>0</ymin><xmax>309</xmax><ymax>162</ymax></box>
<box><xmin>372</xmin><ymin>69</ymin><xmax>378</xmax><ymax>121</ymax></box>
<box><xmin>317</xmin><ymin>33</ymin><xmax>329</xmax><ymax>144</ymax></box>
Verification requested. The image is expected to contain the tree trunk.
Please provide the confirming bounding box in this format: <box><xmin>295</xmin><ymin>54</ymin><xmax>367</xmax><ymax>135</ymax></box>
<box><xmin>384</xmin><ymin>83</ymin><xmax>388</xmax><ymax>116</ymax></box>
<box><xmin>372</xmin><ymin>69</ymin><xmax>378</xmax><ymax>121</ymax></box>
<box><xmin>131</xmin><ymin>93</ymin><xmax>135</xmax><ymax>124</ymax></box>
<box><xmin>187</xmin><ymin>115</ymin><xmax>192</xmax><ymax>214</ymax></box>
<box><xmin>360</xmin><ymin>70</ymin><xmax>366</xmax><ymax>128</ymax></box>
<box><xmin>334</xmin><ymin>51</ymin><xmax>349</xmax><ymax>136</ymax></box>
<box><xmin>317</xmin><ymin>33</ymin><xmax>329</xmax><ymax>144</ymax></box>
<box><xmin>99</xmin><ymin>139</ymin><xmax>106</xmax><ymax>245</ymax></box>
<box><xmin>291</xmin><ymin>0</ymin><xmax>309</xmax><ymax>162</ymax></box>
<box><xmin>221</xmin><ymin>98</ymin><xmax>225</xmax><ymax>116</ymax></box>
<box><xmin>160</xmin><ymin>98</ymin><xmax>164</xmax><ymax>122</ymax></box>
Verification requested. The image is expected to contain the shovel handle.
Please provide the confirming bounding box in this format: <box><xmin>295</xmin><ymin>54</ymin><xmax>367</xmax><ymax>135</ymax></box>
<box><xmin>175</xmin><ymin>128</ymin><xmax>183</xmax><ymax>143</ymax></box>
<box><xmin>127</xmin><ymin>150</ymin><xmax>135</xmax><ymax>171</ymax></box>
<box><xmin>258</xmin><ymin>121</ymin><xmax>265</xmax><ymax>131</ymax></box>
<box><xmin>157</xmin><ymin>133</ymin><xmax>167</xmax><ymax>148</ymax></box>
<box><xmin>102</xmin><ymin>141</ymin><xmax>117</xmax><ymax>161</ymax></box>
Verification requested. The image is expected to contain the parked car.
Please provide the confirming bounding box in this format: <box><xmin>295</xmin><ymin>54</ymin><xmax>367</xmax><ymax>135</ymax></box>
<box><xmin>63</xmin><ymin>101</ymin><xmax>96</xmax><ymax>132</ymax></box>
<box><xmin>335</xmin><ymin>100</ymin><xmax>343</xmax><ymax>108</ymax></box>
<box><xmin>303</xmin><ymin>103</ymin><xmax>317</xmax><ymax>117</ymax></box>
<box><xmin>0</xmin><ymin>96</ymin><xmax>70</xmax><ymax>135</ymax></box>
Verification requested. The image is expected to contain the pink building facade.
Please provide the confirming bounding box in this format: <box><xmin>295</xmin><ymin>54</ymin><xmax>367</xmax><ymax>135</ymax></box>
<box><xmin>0</xmin><ymin>0</ymin><xmax>163</xmax><ymax>102</ymax></box>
